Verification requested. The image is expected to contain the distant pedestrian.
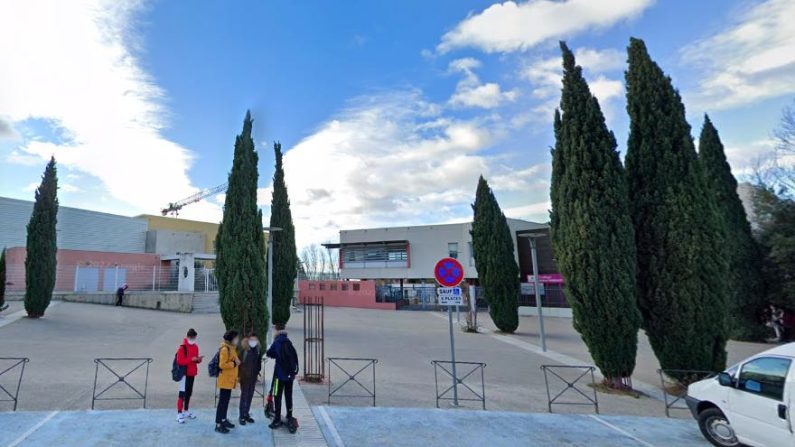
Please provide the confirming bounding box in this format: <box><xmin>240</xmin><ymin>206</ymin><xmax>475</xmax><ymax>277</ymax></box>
<box><xmin>115</xmin><ymin>284</ymin><xmax>128</xmax><ymax>306</ymax></box>
<box><xmin>267</xmin><ymin>324</ymin><xmax>300</xmax><ymax>433</ymax></box>
<box><xmin>237</xmin><ymin>332</ymin><xmax>262</xmax><ymax>425</ymax></box>
<box><xmin>215</xmin><ymin>330</ymin><xmax>240</xmax><ymax>434</ymax></box>
<box><xmin>175</xmin><ymin>328</ymin><xmax>203</xmax><ymax>424</ymax></box>
<box><xmin>767</xmin><ymin>304</ymin><xmax>786</xmax><ymax>342</ymax></box>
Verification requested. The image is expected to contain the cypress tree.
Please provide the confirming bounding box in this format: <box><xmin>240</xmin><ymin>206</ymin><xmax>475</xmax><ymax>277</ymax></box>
<box><xmin>0</xmin><ymin>248</ymin><xmax>6</xmax><ymax>311</ymax></box>
<box><xmin>698</xmin><ymin>115</ymin><xmax>766</xmax><ymax>340</ymax></box>
<box><xmin>24</xmin><ymin>157</ymin><xmax>59</xmax><ymax>318</ymax></box>
<box><xmin>625</xmin><ymin>38</ymin><xmax>729</xmax><ymax>373</ymax></box>
<box><xmin>471</xmin><ymin>176</ymin><xmax>520</xmax><ymax>333</ymax></box>
<box><xmin>216</xmin><ymin>111</ymin><xmax>268</xmax><ymax>338</ymax></box>
<box><xmin>269</xmin><ymin>142</ymin><xmax>297</xmax><ymax>326</ymax></box>
<box><xmin>550</xmin><ymin>42</ymin><xmax>641</xmax><ymax>386</ymax></box>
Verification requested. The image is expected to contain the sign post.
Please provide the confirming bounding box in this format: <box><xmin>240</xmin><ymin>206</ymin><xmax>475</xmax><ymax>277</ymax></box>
<box><xmin>434</xmin><ymin>257</ymin><xmax>465</xmax><ymax>407</ymax></box>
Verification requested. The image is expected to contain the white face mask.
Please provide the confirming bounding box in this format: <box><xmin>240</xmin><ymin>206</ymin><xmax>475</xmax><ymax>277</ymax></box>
<box><xmin>248</xmin><ymin>339</ymin><xmax>258</xmax><ymax>348</ymax></box>
<box><xmin>187</xmin><ymin>339</ymin><xmax>196</xmax><ymax>345</ymax></box>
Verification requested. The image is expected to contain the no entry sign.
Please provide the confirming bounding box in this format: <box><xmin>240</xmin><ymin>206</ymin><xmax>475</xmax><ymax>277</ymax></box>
<box><xmin>434</xmin><ymin>257</ymin><xmax>464</xmax><ymax>287</ymax></box>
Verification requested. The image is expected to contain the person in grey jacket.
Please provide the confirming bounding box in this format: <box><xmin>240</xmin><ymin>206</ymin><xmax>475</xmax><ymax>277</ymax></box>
<box><xmin>237</xmin><ymin>332</ymin><xmax>262</xmax><ymax>425</ymax></box>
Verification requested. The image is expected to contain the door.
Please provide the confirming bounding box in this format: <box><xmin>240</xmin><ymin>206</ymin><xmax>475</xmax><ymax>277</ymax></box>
<box><xmin>75</xmin><ymin>267</ymin><xmax>99</xmax><ymax>292</ymax></box>
<box><xmin>102</xmin><ymin>267</ymin><xmax>127</xmax><ymax>292</ymax></box>
<box><xmin>728</xmin><ymin>356</ymin><xmax>793</xmax><ymax>447</ymax></box>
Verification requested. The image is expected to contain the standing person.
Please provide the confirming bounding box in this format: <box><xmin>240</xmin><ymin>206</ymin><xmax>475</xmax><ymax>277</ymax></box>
<box><xmin>115</xmin><ymin>284</ymin><xmax>128</xmax><ymax>306</ymax></box>
<box><xmin>215</xmin><ymin>330</ymin><xmax>240</xmax><ymax>434</ymax></box>
<box><xmin>768</xmin><ymin>304</ymin><xmax>786</xmax><ymax>342</ymax></box>
<box><xmin>237</xmin><ymin>332</ymin><xmax>262</xmax><ymax>425</ymax></box>
<box><xmin>176</xmin><ymin>328</ymin><xmax>203</xmax><ymax>424</ymax></box>
<box><xmin>267</xmin><ymin>324</ymin><xmax>299</xmax><ymax>433</ymax></box>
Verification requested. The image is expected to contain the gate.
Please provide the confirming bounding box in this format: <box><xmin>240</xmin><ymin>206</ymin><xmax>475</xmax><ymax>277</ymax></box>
<box><xmin>303</xmin><ymin>296</ymin><xmax>324</xmax><ymax>382</ymax></box>
<box><xmin>91</xmin><ymin>358</ymin><xmax>153</xmax><ymax>409</ymax></box>
<box><xmin>540</xmin><ymin>365</ymin><xmax>599</xmax><ymax>414</ymax></box>
<box><xmin>328</xmin><ymin>358</ymin><xmax>377</xmax><ymax>406</ymax></box>
<box><xmin>432</xmin><ymin>360</ymin><xmax>486</xmax><ymax>410</ymax></box>
<box><xmin>0</xmin><ymin>358</ymin><xmax>29</xmax><ymax>411</ymax></box>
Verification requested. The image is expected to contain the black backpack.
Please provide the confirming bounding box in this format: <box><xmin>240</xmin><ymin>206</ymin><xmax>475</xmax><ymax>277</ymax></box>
<box><xmin>207</xmin><ymin>348</ymin><xmax>221</xmax><ymax>378</ymax></box>
<box><xmin>279</xmin><ymin>339</ymin><xmax>299</xmax><ymax>380</ymax></box>
<box><xmin>171</xmin><ymin>345</ymin><xmax>188</xmax><ymax>382</ymax></box>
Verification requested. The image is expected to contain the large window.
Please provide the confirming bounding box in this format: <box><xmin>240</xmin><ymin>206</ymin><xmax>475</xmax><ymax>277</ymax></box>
<box><xmin>448</xmin><ymin>242</ymin><xmax>459</xmax><ymax>259</ymax></box>
<box><xmin>342</xmin><ymin>244</ymin><xmax>408</xmax><ymax>268</ymax></box>
<box><xmin>738</xmin><ymin>357</ymin><xmax>791</xmax><ymax>401</ymax></box>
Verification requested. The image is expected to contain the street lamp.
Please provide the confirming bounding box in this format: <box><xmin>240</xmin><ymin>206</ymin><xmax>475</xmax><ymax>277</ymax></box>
<box><xmin>518</xmin><ymin>232</ymin><xmax>547</xmax><ymax>352</ymax></box>
<box><xmin>264</xmin><ymin>226</ymin><xmax>283</xmax><ymax>347</ymax></box>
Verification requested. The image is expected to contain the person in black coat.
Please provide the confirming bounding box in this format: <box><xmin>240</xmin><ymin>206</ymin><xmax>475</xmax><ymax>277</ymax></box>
<box><xmin>237</xmin><ymin>332</ymin><xmax>262</xmax><ymax>425</ymax></box>
<box><xmin>115</xmin><ymin>284</ymin><xmax>128</xmax><ymax>306</ymax></box>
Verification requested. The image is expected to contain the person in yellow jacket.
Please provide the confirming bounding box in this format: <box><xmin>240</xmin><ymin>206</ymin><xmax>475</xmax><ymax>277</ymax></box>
<box><xmin>215</xmin><ymin>330</ymin><xmax>240</xmax><ymax>434</ymax></box>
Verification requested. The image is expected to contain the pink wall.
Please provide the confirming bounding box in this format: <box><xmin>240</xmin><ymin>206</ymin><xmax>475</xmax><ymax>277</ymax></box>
<box><xmin>298</xmin><ymin>280</ymin><xmax>396</xmax><ymax>310</ymax></box>
<box><xmin>5</xmin><ymin>247</ymin><xmax>162</xmax><ymax>292</ymax></box>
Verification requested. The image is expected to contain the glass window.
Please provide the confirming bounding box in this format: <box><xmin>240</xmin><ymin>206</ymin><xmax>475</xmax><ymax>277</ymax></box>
<box><xmin>353</xmin><ymin>283</ymin><xmax>360</xmax><ymax>291</ymax></box>
<box><xmin>738</xmin><ymin>357</ymin><xmax>791</xmax><ymax>401</ymax></box>
<box><xmin>448</xmin><ymin>243</ymin><xmax>459</xmax><ymax>259</ymax></box>
<box><xmin>319</xmin><ymin>283</ymin><xmax>326</xmax><ymax>291</ymax></box>
<box><xmin>341</xmin><ymin>283</ymin><xmax>349</xmax><ymax>291</ymax></box>
<box><xmin>330</xmin><ymin>283</ymin><xmax>338</xmax><ymax>291</ymax></box>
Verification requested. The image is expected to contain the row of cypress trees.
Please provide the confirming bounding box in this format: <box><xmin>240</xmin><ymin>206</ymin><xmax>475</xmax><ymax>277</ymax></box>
<box><xmin>216</xmin><ymin>112</ymin><xmax>297</xmax><ymax>339</ymax></box>
<box><xmin>550</xmin><ymin>38</ymin><xmax>761</xmax><ymax>386</ymax></box>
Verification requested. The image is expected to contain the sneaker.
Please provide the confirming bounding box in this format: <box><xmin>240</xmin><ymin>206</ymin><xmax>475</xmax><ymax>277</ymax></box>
<box><xmin>287</xmin><ymin>417</ymin><xmax>299</xmax><ymax>434</ymax></box>
<box><xmin>222</xmin><ymin>420</ymin><xmax>235</xmax><ymax>429</ymax></box>
<box><xmin>176</xmin><ymin>414</ymin><xmax>185</xmax><ymax>424</ymax></box>
<box><xmin>245</xmin><ymin>416</ymin><xmax>255</xmax><ymax>423</ymax></box>
<box><xmin>184</xmin><ymin>411</ymin><xmax>196</xmax><ymax>420</ymax></box>
<box><xmin>269</xmin><ymin>419</ymin><xmax>284</xmax><ymax>429</ymax></box>
<box><xmin>238</xmin><ymin>418</ymin><xmax>247</xmax><ymax>426</ymax></box>
<box><xmin>215</xmin><ymin>424</ymin><xmax>230</xmax><ymax>434</ymax></box>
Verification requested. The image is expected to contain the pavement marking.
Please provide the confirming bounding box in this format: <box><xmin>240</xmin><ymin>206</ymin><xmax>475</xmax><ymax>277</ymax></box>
<box><xmin>316</xmin><ymin>406</ymin><xmax>346</xmax><ymax>447</ymax></box>
<box><xmin>6</xmin><ymin>410</ymin><xmax>59</xmax><ymax>447</ymax></box>
<box><xmin>589</xmin><ymin>415</ymin><xmax>656</xmax><ymax>447</ymax></box>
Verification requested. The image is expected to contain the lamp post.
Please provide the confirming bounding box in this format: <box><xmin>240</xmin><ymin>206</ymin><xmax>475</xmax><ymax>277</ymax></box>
<box><xmin>264</xmin><ymin>226</ymin><xmax>283</xmax><ymax>347</ymax></box>
<box><xmin>519</xmin><ymin>233</ymin><xmax>547</xmax><ymax>352</ymax></box>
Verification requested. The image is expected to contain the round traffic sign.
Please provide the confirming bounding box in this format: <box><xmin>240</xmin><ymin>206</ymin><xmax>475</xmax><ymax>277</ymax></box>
<box><xmin>434</xmin><ymin>257</ymin><xmax>464</xmax><ymax>287</ymax></box>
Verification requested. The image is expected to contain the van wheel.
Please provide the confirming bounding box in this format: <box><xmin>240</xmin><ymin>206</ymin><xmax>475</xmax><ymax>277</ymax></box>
<box><xmin>698</xmin><ymin>407</ymin><xmax>739</xmax><ymax>447</ymax></box>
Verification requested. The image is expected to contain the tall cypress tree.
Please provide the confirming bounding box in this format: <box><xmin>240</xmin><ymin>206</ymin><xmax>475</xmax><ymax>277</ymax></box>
<box><xmin>698</xmin><ymin>115</ymin><xmax>766</xmax><ymax>340</ymax></box>
<box><xmin>25</xmin><ymin>157</ymin><xmax>59</xmax><ymax>318</ymax></box>
<box><xmin>269</xmin><ymin>142</ymin><xmax>297</xmax><ymax>326</ymax></box>
<box><xmin>0</xmin><ymin>248</ymin><xmax>7</xmax><ymax>311</ymax></box>
<box><xmin>550</xmin><ymin>42</ymin><xmax>641</xmax><ymax>386</ymax></box>
<box><xmin>471</xmin><ymin>176</ymin><xmax>519</xmax><ymax>333</ymax></box>
<box><xmin>625</xmin><ymin>38</ymin><xmax>728</xmax><ymax>373</ymax></box>
<box><xmin>216</xmin><ymin>111</ymin><xmax>268</xmax><ymax>338</ymax></box>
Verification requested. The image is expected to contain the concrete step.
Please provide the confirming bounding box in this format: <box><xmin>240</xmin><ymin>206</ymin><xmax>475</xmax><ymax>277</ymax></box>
<box><xmin>191</xmin><ymin>292</ymin><xmax>220</xmax><ymax>313</ymax></box>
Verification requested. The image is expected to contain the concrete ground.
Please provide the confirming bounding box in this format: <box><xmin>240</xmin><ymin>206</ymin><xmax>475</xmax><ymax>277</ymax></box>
<box><xmin>313</xmin><ymin>406</ymin><xmax>710</xmax><ymax>447</ymax></box>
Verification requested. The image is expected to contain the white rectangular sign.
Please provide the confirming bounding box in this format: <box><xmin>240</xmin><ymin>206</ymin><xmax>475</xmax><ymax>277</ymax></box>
<box><xmin>438</xmin><ymin>287</ymin><xmax>464</xmax><ymax>306</ymax></box>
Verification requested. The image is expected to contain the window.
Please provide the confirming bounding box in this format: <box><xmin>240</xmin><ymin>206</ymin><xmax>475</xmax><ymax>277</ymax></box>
<box><xmin>738</xmin><ymin>357</ymin><xmax>791</xmax><ymax>401</ymax></box>
<box><xmin>319</xmin><ymin>283</ymin><xmax>326</xmax><ymax>291</ymax></box>
<box><xmin>353</xmin><ymin>283</ymin><xmax>360</xmax><ymax>291</ymax></box>
<box><xmin>448</xmin><ymin>243</ymin><xmax>459</xmax><ymax>259</ymax></box>
<box><xmin>308</xmin><ymin>283</ymin><xmax>316</xmax><ymax>290</ymax></box>
<box><xmin>341</xmin><ymin>244</ymin><xmax>408</xmax><ymax>268</ymax></box>
<box><xmin>341</xmin><ymin>283</ymin><xmax>349</xmax><ymax>291</ymax></box>
<box><xmin>330</xmin><ymin>283</ymin><xmax>338</xmax><ymax>291</ymax></box>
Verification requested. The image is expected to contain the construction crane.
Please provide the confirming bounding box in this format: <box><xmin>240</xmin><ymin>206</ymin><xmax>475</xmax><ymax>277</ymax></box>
<box><xmin>161</xmin><ymin>182</ymin><xmax>227</xmax><ymax>216</ymax></box>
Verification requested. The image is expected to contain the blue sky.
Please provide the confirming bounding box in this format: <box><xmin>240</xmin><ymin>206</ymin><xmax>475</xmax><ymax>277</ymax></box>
<box><xmin>1</xmin><ymin>0</ymin><xmax>794</xmax><ymax>247</ymax></box>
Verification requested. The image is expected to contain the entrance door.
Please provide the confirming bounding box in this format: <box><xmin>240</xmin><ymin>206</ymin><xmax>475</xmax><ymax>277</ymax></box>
<box><xmin>102</xmin><ymin>268</ymin><xmax>127</xmax><ymax>292</ymax></box>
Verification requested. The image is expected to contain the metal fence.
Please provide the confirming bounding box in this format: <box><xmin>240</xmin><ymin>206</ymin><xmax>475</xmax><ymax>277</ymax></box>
<box><xmin>658</xmin><ymin>369</ymin><xmax>717</xmax><ymax>417</ymax></box>
<box><xmin>328</xmin><ymin>358</ymin><xmax>378</xmax><ymax>406</ymax></box>
<box><xmin>91</xmin><ymin>358</ymin><xmax>153</xmax><ymax>409</ymax></box>
<box><xmin>5</xmin><ymin>264</ymin><xmax>180</xmax><ymax>293</ymax></box>
<box><xmin>540</xmin><ymin>365</ymin><xmax>599</xmax><ymax>414</ymax></box>
<box><xmin>0</xmin><ymin>358</ymin><xmax>29</xmax><ymax>411</ymax></box>
<box><xmin>432</xmin><ymin>360</ymin><xmax>487</xmax><ymax>410</ymax></box>
<box><xmin>303</xmin><ymin>296</ymin><xmax>325</xmax><ymax>382</ymax></box>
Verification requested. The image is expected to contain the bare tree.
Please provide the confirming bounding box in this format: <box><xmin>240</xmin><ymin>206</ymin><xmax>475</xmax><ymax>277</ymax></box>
<box><xmin>771</xmin><ymin>99</ymin><xmax>795</xmax><ymax>194</ymax></box>
<box><xmin>321</xmin><ymin>245</ymin><xmax>339</xmax><ymax>279</ymax></box>
<box><xmin>300</xmin><ymin>244</ymin><xmax>322</xmax><ymax>280</ymax></box>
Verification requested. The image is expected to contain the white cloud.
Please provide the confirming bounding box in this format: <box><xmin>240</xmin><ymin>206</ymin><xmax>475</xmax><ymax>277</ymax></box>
<box><xmin>723</xmin><ymin>138</ymin><xmax>777</xmax><ymax>177</ymax></box>
<box><xmin>447</xmin><ymin>58</ymin><xmax>518</xmax><ymax>109</ymax></box>
<box><xmin>504</xmin><ymin>201</ymin><xmax>551</xmax><ymax>221</ymax></box>
<box><xmin>437</xmin><ymin>0</ymin><xmax>653</xmax><ymax>54</ymax></box>
<box><xmin>682</xmin><ymin>0</ymin><xmax>795</xmax><ymax>109</ymax></box>
<box><xmin>280</xmin><ymin>90</ymin><xmax>540</xmax><ymax>247</ymax></box>
<box><xmin>0</xmin><ymin>1</ymin><xmax>206</xmax><ymax>215</ymax></box>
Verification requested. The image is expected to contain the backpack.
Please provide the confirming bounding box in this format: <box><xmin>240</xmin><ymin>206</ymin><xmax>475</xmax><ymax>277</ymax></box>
<box><xmin>279</xmin><ymin>339</ymin><xmax>300</xmax><ymax>380</ymax></box>
<box><xmin>171</xmin><ymin>345</ymin><xmax>188</xmax><ymax>382</ymax></box>
<box><xmin>207</xmin><ymin>348</ymin><xmax>221</xmax><ymax>378</ymax></box>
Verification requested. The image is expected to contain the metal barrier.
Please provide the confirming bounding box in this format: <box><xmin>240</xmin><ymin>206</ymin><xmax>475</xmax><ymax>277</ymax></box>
<box><xmin>91</xmin><ymin>358</ymin><xmax>153</xmax><ymax>409</ymax></box>
<box><xmin>0</xmin><ymin>358</ymin><xmax>29</xmax><ymax>411</ymax></box>
<box><xmin>658</xmin><ymin>369</ymin><xmax>717</xmax><ymax>417</ymax></box>
<box><xmin>303</xmin><ymin>296</ymin><xmax>325</xmax><ymax>382</ymax></box>
<box><xmin>328</xmin><ymin>358</ymin><xmax>378</xmax><ymax>406</ymax></box>
<box><xmin>432</xmin><ymin>360</ymin><xmax>486</xmax><ymax>410</ymax></box>
<box><xmin>540</xmin><ymin>365</ymin><xmax>599</xmax><ymax>414</ymax></box>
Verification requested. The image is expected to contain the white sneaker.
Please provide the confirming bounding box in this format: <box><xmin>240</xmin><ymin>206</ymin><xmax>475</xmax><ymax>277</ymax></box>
<box><xmin>177</xmin><ymin>414</ymin><xmax>185</xmax><ymax>424</ymax></box>
<box><xmin>184</xmin><ymin>411</ymin><xmax>196</xmax><ymax>419</ymax></box>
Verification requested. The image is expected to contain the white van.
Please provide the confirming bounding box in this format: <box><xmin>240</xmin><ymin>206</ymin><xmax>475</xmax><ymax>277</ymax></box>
<box><xmin>686</xmin><ymin>343</ymin><xmax>794</xmax><ymax>447</ymax></box>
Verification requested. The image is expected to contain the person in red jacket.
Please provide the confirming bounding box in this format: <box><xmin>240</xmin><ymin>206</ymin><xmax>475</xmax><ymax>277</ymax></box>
<box><xmin>176</xmin><ymin>328</ymin><xmax>203</xmax><ymax>424</ymax></box>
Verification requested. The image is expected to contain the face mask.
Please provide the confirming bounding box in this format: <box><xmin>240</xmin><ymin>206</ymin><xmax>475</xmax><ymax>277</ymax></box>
<box><xmin>248</xmin><ymin>340</ymin><xmax>258</xmax><ymax>348</ymax></box>
<box><xmin>187</xmin><ymin>339</ymin><xmax>196</xmax><ymax>345</ymax></box>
